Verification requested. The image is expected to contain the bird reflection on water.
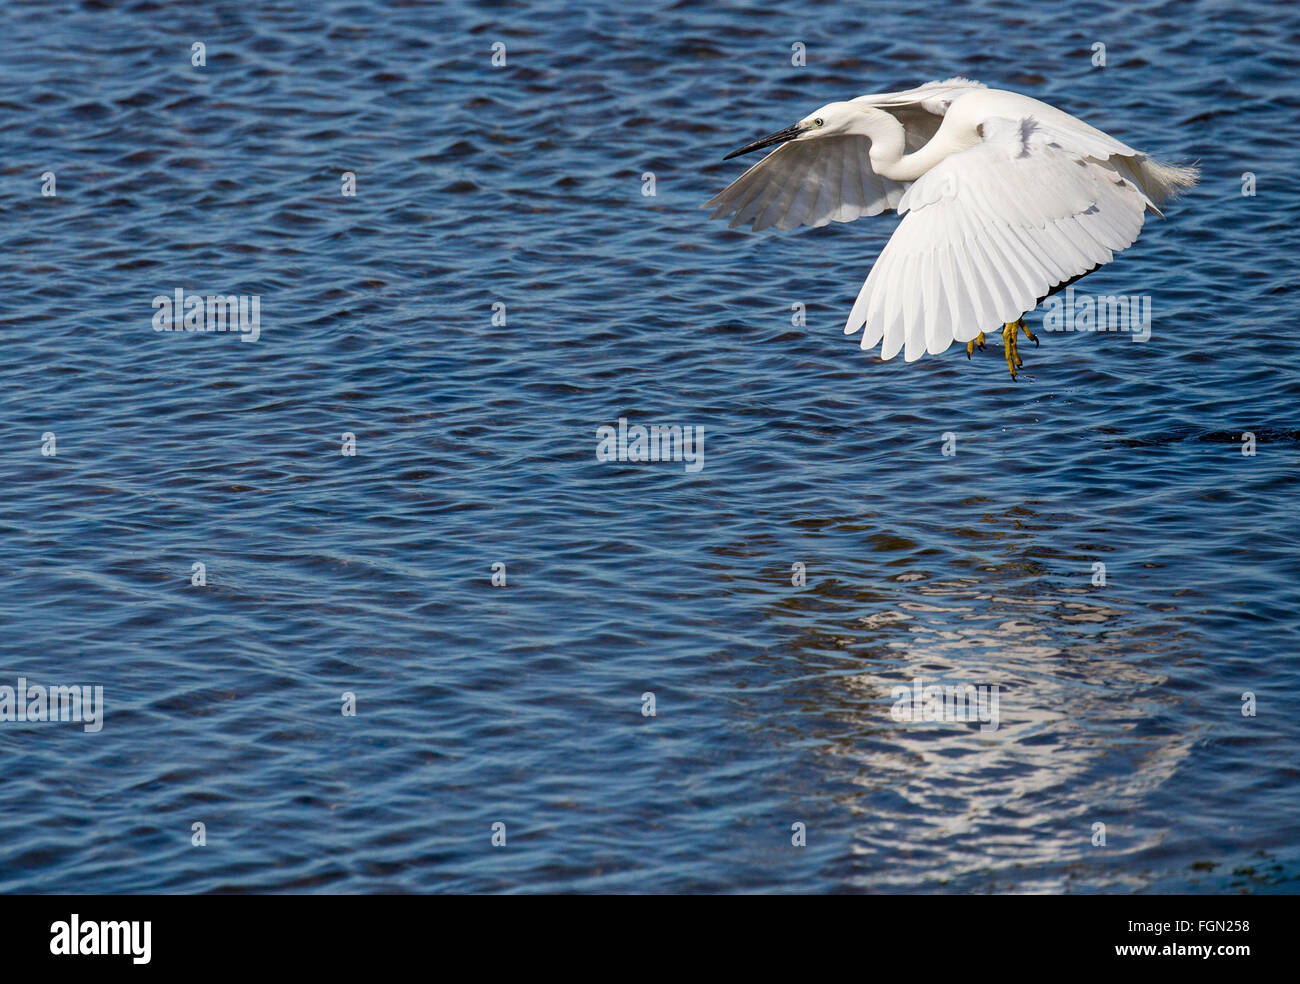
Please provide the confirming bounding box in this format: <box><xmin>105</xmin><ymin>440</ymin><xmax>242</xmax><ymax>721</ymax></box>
<box><xmin>712</xmin><ymin>499</ymin><xmax>1202</xmax><ymax>892</ymax></box>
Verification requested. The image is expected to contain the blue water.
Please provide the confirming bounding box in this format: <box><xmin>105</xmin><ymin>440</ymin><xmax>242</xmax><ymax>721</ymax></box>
<box><xmin>1</xmin><ymin>0</ymin><xmax>1297</xmax><ymax>893</ymax></box>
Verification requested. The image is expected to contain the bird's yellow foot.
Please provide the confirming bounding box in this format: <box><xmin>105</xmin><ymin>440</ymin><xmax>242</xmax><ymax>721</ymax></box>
<box><xmin>1019</xmin><ymin>319</ymin><xmax>1039</xmax><ymax>348</ymax></box>
<box><xmin>1002</xmin><ymin>322</ymin><xmax>1023</xmax><ymax>379</ymax></box>
<box><xmin>965</xmin><ymin>331</ymin><xmax>986</xmax><ymax>359</ymax></box>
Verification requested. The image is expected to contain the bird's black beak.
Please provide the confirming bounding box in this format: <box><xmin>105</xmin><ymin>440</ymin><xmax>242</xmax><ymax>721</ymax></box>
<box><xmin>723</xmin><ymin>122</ymin><xmax>806</xmax><ymax>160</ymax></box>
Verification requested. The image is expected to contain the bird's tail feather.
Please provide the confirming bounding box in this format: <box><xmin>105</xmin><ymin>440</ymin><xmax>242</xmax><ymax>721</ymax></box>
<box><xmin>1117</xmin><ymin>154</ymin><xmax>1199</xmax><ymax>211</ymax></box>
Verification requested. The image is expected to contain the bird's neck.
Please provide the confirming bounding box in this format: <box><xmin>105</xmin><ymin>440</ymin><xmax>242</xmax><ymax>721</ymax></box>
<box><xmin>863</xmin><ymin>112</ymin><xmax>964</xmax><ymax>183</ymax></box>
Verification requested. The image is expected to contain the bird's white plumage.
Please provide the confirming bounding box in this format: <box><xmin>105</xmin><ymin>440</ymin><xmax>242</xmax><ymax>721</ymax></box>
<box><xmin>704</xmin><ymin>134</ymin><xmax>906</xmax><ymax>231</ymax></box>
<box><xmin>848</xmin><ymin>116</ymin><xmax>1152</xmax><ymax>361</ymax></box>
<box><xmin>703</xmin><ymin>79</ymin><xmax>985</xmax><ymax>231</ymax></box>
<box><xmin>705</xmin><ymin>78</ymin><xmax>1198</xmax><ymax>365</ymax></box>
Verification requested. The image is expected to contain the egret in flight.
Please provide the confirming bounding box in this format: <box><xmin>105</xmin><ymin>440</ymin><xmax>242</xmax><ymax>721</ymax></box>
<box><xmin>705</xmin><ymin>78</ymin><xmax>1197</xmax><ymax>378</ymax></box>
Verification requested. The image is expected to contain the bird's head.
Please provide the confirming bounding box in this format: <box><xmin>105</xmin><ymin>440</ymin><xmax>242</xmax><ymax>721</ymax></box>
<box><xmin>722</xmin><ymin>102</ymin><xmax>864</xmax><ymax>160</ymax></box>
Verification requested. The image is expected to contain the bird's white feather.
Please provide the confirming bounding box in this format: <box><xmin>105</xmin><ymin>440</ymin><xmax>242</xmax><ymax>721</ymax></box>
<box><xmin>702</xmin><ymin>79</ymin><xmax>990</xmax><ymax>231</ymax></box>
<box><xmin>845</xmin><ymin>115</ymin><xmax>1152</xmax><ymax>359</ymax></box>
<box><xmin>705</xmin><ymin>135</ymin><xmax>907</xmax><ymax>230</ymax></box>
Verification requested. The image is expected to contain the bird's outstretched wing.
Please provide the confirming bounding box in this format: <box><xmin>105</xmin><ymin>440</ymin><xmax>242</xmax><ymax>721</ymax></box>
<box><xmin>703</xmin><ymin>78</ymin><xmax>985</xmax><ymax>232</ymax></box>
<box><xmin>844</xmin><ymin>116</ymin><xmax>1153</xmax><ymax>362</ymax></box>
<box><xmin>703</xmin><ymin>134</ymin><xmax>908</xmax><ymax>231</ymax></box>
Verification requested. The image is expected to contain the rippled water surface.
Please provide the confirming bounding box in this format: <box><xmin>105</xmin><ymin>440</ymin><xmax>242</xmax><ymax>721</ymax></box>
<box><xmin>1</xmin><ymin>0</ymin><xmax>1298</xmax><ymax>893</ymax></box>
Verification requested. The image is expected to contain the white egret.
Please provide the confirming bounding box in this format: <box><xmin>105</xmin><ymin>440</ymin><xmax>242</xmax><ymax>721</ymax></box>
<box><xmin>705</xmin><ymin>78</ymin><xmax>1197</xmax><ymax>378</ymax></box>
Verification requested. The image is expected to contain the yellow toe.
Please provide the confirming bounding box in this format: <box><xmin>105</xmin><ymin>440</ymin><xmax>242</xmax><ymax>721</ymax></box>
<box><xmin>1002</xmin><ymin>322</ymin><xmax>1020</xmax><ymax>379</ymax></box>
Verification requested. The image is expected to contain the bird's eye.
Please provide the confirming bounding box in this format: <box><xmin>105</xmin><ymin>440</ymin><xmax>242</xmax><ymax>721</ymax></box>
<box><xmin>814</xmin><ymin>118</ymin><xmax>824</xmax><ymax>127</ymax></box>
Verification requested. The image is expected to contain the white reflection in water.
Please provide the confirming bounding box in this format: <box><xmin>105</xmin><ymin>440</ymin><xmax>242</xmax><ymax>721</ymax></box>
<box><xmin>778</xmin><ymin>576</ymin><xmax>1199</xmax><ymax>891</ymax></box>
